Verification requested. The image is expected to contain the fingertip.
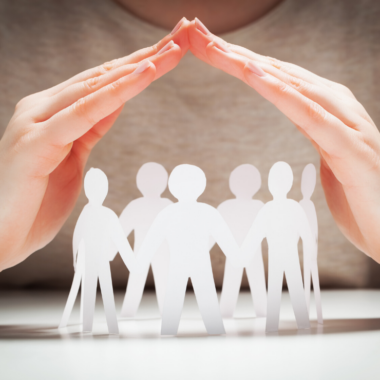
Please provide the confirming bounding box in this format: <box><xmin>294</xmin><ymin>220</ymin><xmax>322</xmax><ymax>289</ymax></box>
<box><xmin>170</xmin><ymin>22</ymin><xmax>190</xmax><ymax>57</ymax></box>
<box><xmin>245</xmin><ymin>61</ymin><xmax>266</xmax><ymax>77</ymax></box>
<box><xmin>133</xmin><ymin>59</ymin><xmax>155</xmax><ymax>76</ymax></box>
<box><xmin>150</xmin><ymin>43</ymin><xmax>182</xmax><ymax>80</ymax></box>
<box><xmin>243</xmin><ymin>61</ymin><xmax>267</xmax><ymax>86</ymax></box>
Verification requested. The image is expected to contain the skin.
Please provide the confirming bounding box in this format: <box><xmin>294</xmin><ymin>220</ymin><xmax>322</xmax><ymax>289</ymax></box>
<box><xmin>1</xmin><ymin>1</ymin><xmax>379</xmax><ymax>270</ymax></box>
<box><xmin>0</xmin><ymin>19</ymin><xmax>190</xmax><ymax>270</ymax></box>
<box><xmin>187</xmin><ymin>19</ymin><xmax>380</xmax><ymax>261</ymax></box>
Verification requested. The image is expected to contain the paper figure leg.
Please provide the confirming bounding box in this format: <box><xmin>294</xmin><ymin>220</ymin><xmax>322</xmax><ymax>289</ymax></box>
<box><xmin>285</xmin><ymin>264</ymin><xmax>310</xmax><ymax>330</ymax></box>
<box><xmin>58</xmin><ymin>269</ymin><xmax>82</xmax><ymax>328</ymax></box>
<box><xmin>266</xmin><ymin>266</ymin><xmax>284</xmax><ymax>332</ymax></box>
<box><xmin>246</xmin><ymin>252</ymin><xmax>267</xmax><ymax>318</ymax></box>
<box><xmin>219</xmin><ymin>259</ymin><xmax>244</xmax><ymax>318</ymax></box>
<box><xmin>82</xmin><ymin>270</ymin><xmax>98</xmax><ymax>332</ymax></box>
<box><xmin>161</xmin><ymin>270</ymin><xmax>188</xmax><ymax>335</ymax></box>
<box><xmin>311</xmin><ymin>262</ymin><xmax>323</xmax><ymax>324</ymax></box>
<box><xmin>303</xmin><ymin>259</ymin><xmax>311</xmax><ymax>312</ymax></box>
<box><xmin>120</xmin><ymin>267</ymin><xmax>149</xmax><ymax>317</ymax></box>
<box><xmin>151</xmin><ymin>247</ymin><xmax>170</xmax><ymax>315</ymax></box>
<box><xmin>98</xmin><ymin>264</ymin><xmax>119</xmax><ymax>334</ymax></box>
<box><xmin>80</xmin><ymin>272</ymin><xmax>85</xmax><ymax>324</ymax></box>
<box><xmin>192</xmin><ymin>267</ymin><xmax>226</xmax><ymax>335</ymax></box>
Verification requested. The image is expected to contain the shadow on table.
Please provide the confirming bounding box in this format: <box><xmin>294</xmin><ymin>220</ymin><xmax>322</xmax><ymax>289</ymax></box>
<box><xmin>1</xmin><ymin>318</ymin><xmax>380</xmax><ymax>340</ymax></box>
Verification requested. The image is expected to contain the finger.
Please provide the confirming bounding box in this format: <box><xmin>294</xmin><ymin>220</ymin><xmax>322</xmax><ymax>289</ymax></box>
<box><xmin>206</xmin><ymin>40</ymin><xmax>247</xmax><ymax>81</ymax></box>
<box><xmin>29</xmin><ymin>42</ymin><xmax>181</xmax><ymax>122</ymax></box>
<box><xmin>205</xmin><ymin>43</ymin><xmax>372</xmax><ymax>131</ymax></box>
<box><xmin>189</xmin><ymin>18</ymin><xmax>352</xmax><ymax>99</ymax></box>
<box><xmin>255</xmin><ymin>61</ymin><xmax>373</xmax><ymax>129</ymax></box>
<box><xmin>14</xmin><ymin>18</ymin><xmax>189</xmax><ymax>116</ymax></box>
<box><xmin>39</xmin><ymin>60</ymin><xmax>156</xmax><ymax>146</ymax></box>
<box><xmin>231</xmin><ymin>45</ymin><xmax>340</xmax><ymax>92</ymax></box>
<box><xmin>43</xmin><ymin>18</ymin><xmax>190</xmax><ymax>97</ymax></box>
<box><xmin>188</xmin><ymin>18</ymin><xmax>216</xmax><ymax>65</ymax></box>
<box><xmin>242</xmin><ymin>62</ymin><xmax>359</xmax><ymax>156</ymax></box>
<box><xmin>73</xmin><ymin>106</ymin><xmax>124</xmax><ymax>163</ymax></box>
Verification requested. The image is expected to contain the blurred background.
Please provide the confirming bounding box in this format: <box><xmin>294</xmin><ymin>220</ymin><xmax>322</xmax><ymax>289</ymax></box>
<box><xmin>1</xmin><ymin>0</ymin><xmax>379</xmax><ymax>291</ymax></box>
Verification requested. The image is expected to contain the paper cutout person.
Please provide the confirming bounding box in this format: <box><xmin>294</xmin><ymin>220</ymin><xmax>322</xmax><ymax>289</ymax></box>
<box><xmin>240</xmin><ymin>162</ymin><xmax>316</xmax><ymax>332</ymax></box>
<box><xmin>134</xmin><ymin>164</ymin><xmax>241</xmax><ymax>335</ymax></box>
<box><xmin>300</xmin><ymin>163</ymin><xmax>323</xmax><ymax>324</ymax></box>
<box><xmin>59</xmin><ymin>168</ymin><xmax>135</xmax><ymax>334</ymax></box>
<box><xmin>116</xmin><ymin>163</ymin><xmax>172</xmax><ymax>317</ymax></box>
<box><xmin>214</xmin><ymin>164</ymin><xmax>267</xmax><ymax>318</ymax></box>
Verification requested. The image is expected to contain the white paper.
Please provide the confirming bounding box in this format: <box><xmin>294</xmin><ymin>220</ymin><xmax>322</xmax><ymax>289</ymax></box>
<box><xmin>216</xmin><ymin>164</ymin><xmax>267</xmax><ymax>318</ymax></box>
<box><xmin>135</xmin><ymin>164</ymin><xmax>241</xmax><ymax>335</ymax></box>
<box><xmin>58</xmin><ymin>168</ymin><xmax>136</xmax><ymax>334</ymax></box>
<box><xmin>118</xmin><ymin>163</ymin><xmax>172</xmax><ymax>317</ymax></box>
<box><xmin>240</xmin><ymin>162</ymin><xmax>315</xmax><ymax>332</ymax></box>
<box><xmin>59</xmin><ymin>240</ymin><xmax>85</xmax><ymax>329</ymax></box>
<box><xmin>300</xmin><ymin>163</ymin><xmax>323</xmax><ymax>324</ymax></box>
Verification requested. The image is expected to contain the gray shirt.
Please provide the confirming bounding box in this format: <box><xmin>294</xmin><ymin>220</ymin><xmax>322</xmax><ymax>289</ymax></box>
<box><xmin>1</xmin><ymin>0</ymin><xmax>379</xmax><ymax>289</ymax></box>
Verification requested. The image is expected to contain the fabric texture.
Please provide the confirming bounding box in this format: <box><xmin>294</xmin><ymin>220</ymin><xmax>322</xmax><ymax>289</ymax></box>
<box><xmin>1</xmin><ymin>0</ymin><xmax>379</xmax><ymax>289</ymax></box>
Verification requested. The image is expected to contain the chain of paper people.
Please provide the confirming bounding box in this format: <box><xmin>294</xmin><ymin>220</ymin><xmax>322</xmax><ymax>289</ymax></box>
<box><xmin>59</xmin><ymin>161</ymin><xmax>323</xmax><ymax>335</ymax></box>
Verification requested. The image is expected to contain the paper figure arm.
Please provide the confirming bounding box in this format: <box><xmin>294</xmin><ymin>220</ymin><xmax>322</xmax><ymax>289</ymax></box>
<box><xmin>107</xmin><ymin>211</ymin><xmax>136</xmax><ymax>271</ymax></box>
<box><xmin>134</xmin><ymin>212</ymin><xmax>167</xmax><ymax>273</ymax></box>
<box><xmin>240</xmin><ymin>209</ymin><xmax>267</xmax><ymax>267</ymax></box>
<box><xmin>209</xmin><ymin>209</ymin><xmax>240</xmax><ymax>265</ymax></box>
<box><xmin>208</xmin><ymin>236</ymin><xmax>216</xmax><ymax>251</ymax></box>
<box><xmin>72</xmin><ymin>207</ymin><xmax>87</xmax><ymax>271</ymax></box>
<box><xmin>298</xmin><ymin>206</ymin><xmax>317</xmax><ymax>262</ymax></box>
<box><xmin>310</xmin><ymin>202</ymin><xmax>319</xmax><ymax>242</ymax></box>
<box><xmin>119</xmin><ymin>202</ymin><xmax>136</xmax><ymax>238</ymax></box>
<box><xmin>104</xmin><ymin>202</ymin><xmax>137</xmax><ymax>262</ymax></box>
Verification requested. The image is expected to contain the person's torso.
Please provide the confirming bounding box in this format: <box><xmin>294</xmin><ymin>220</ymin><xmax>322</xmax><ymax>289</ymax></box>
<box><xmin>1</xmin><ymin>0</ymin><xmax>379</xmax><ymax>288</ymax></box>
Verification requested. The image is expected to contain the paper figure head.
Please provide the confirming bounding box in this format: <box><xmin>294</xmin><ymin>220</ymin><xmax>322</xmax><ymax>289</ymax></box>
<box><xmin>301</xmin><ymin>163</ymin><xmax>316</xmax><ymax>199</ymax></box>
<box><xmin>84</xmin><ymin>168</ymin><xmax>108</xmax><ymax>205</ymax></box>
<box><xmin>136</xmin><ymin>162</ymin><xmax>168</xmax><ymax>198</ymax></box>
<box><xmin>229</xmin><ymin>164</ymin><xmax>261</xmax><ymax>199</ymax></box>
<box><xmin>268</xmin><ymin>162</ymin><xmax>293</xmax><ymax>198</ymax></box>
<box><xmin>168</xmin><ymin>164</ymin><xmax>206</xmax><ymax>201</ymax></box>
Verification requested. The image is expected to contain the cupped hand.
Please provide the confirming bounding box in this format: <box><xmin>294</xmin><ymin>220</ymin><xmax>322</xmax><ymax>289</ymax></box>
<box><xmin>188</xmin><ymin>18</ymin><xmax>380</xmax><ymax>262</ymax></box>
<box><xmin>0</xmin><ymin>18</ymin><xmax>190</xmax><ymax>270</ymax></box>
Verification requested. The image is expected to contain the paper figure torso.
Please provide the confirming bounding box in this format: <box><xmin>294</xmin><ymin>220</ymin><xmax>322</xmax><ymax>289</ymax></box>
<box><xmin>135</xmin><ymin>164</ymin><xmax>241</xmax><ymax>336</ymax></box>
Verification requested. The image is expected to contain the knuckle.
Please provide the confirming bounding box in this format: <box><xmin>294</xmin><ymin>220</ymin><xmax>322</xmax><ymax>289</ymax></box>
<box><xmin>71</xmin><ymin>97</ymin><xmax>96</xmax><ymax>125</ymax></box>
<box><xmin>100</xmin><ymin>59</ymin><xmax>116</xmax><ymax>73</ymax></box>
<box><xmin>152</xmin><ymin>43</ymin><xmax>159</xmax><ymax>54</ymax></box>
<box><xmin>83</xmin><ymin>76</ymin><xmax>100</xmax><ymax>91</ymax></box>
<box><xmin>275</xmin><ymin>80</ymin><xmax>291</xmax><ymax>96</ymax></box>
<box><xmin>267</xmin><ymin>56</ymin><xmax>281</xmax><ymax>68</ymax></box>
<box><xmin>14</xmin><ymin>96</ymin><xmax>31</xmax><ymax>111</ymax></box>
<box><xmin>107</xmin><ymin>80</ymin><xmax>123</xmax><ymax>103</ymax></box>
<box><xmin>307</xmin><ymin>100</ymin><xmax>327</xmax><ymax>123</ymax></box>
<box><xmin>333</xmin><ymin>83</ymin><xmax>355</xmax><ymax>98</ymax></box>
<box><xmin>288</xmin><ymin>76</ymin><xmax>309</xmax><ymax>92</ymax></box>
<box><xmin>94</xmin><ymin>60</ymin><xmax>116</xmax><ymax>76</ymax></box>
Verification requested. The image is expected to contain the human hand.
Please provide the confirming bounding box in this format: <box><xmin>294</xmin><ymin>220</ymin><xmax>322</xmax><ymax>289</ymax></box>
<box><xmin>188</xmin><ymin>18</ymin><xmax>380</xmax><ymax>262</ymax></box>
<box><xmin>0</xmin><ymin>18</ymin><xmax>190</xmax><ymax>271</ymax></box>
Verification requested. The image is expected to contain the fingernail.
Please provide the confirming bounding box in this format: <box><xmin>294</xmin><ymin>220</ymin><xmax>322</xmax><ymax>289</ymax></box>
<box><xmin>246</xmin><ymin>61</ymin><xmax>266</xmax><ymax>77</ymax></box>
<box><xmin>171</xmin><ymin>17</ymin><xmax>185</xmax><ymax>35</ymax></box>
<box><xmin>212</xmin><ymin>39</ymin><xmax>231</xmax><ymax>54</ymax></box>
<box><xmin>195</xmin><ymin>17</ymin><xmax>210</xmax><ymax>35</ymax></box>
<box><xmin>133</xmin><ymin>60</ymin><xmax>151</xmax><ymax>74</ymax></box>
<box><xmin>157</xmin><ymin>40</ymin><xmax>175</xmax><ymax>55</ymax></box>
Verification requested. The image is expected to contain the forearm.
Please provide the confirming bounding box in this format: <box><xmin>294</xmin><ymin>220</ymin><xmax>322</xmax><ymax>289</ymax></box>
<box><xmin>321</xmin><ymin>158</ymin><xmax>380</xmax><ymax>261</ymax></box>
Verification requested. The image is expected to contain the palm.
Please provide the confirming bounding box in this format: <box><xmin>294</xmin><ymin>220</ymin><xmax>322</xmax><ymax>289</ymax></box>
<box><xmin>28</xmin><ymin>110</ymin><xmax>121</xmax><ymax>256</ymax></box>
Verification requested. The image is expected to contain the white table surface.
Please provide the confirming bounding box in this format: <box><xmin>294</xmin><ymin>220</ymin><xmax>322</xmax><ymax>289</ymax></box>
<box><xmin>1</xmin><ymin>289</ymin><xmax>380</xmax><ymax>380</ymax></box>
